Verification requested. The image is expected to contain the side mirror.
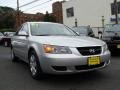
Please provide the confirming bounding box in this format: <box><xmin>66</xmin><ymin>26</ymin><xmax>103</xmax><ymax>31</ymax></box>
<box><xmin>19</xmin><ymin>31</ymin><xmax>29</xmax><ymax>36</ymax></box>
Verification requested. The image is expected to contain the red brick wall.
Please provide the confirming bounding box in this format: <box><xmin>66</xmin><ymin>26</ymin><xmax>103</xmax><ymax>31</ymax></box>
<box><xmin>52</xmin><ymin>1</ymin><xmax>63</xmax><ymax>24</ymax></box>
<box><xmin>20</xmin><ymin>13</ymin><xmax>44</xmax><ymax>24</ymax></box>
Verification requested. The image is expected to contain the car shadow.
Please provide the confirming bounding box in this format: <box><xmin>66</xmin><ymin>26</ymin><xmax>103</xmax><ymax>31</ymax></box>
<box><xmin>35</xmin><ymin>70</ymin><xmax>110</xmax><ymax>87</ymax></box>
<box><xmin>14</xmin><ymin>59</ymin><xmax>29</xmax><ymax>68</ymax></box>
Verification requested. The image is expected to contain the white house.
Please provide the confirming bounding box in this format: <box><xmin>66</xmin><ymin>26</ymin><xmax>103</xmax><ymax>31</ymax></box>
<box><xmin>62</xmin><ymin>0</ymin><xmax>120</xmax><ymax>28</ymax></box>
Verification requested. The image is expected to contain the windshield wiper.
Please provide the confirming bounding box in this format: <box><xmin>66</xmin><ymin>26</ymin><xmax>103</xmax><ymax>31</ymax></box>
<box><xmin>106</xmin><ymin>31</ymin><xmax>115</xmax><ymax>33</ymax></box>
<box><xmin>34</xmin><ymin>34</ymin><xmax>52</xmax><ymax>36</ymax></box>
<box><xmin>34</xmin><ymin>34</ymin><xmax>77</xmax><ymax>36</ymax></box>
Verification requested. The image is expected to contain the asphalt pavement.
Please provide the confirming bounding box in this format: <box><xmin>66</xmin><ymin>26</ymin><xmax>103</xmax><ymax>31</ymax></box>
<box><xmin>0</xmin><ymin>46</ymin><xmax>120</xmax><ymax>90</ymax></box>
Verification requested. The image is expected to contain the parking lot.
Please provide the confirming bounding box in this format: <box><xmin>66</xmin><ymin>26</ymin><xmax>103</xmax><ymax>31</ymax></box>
<box><xmin>0</xmin><ymin>46</ymin><xmax>120</xmax><ymax>90</ymax></box>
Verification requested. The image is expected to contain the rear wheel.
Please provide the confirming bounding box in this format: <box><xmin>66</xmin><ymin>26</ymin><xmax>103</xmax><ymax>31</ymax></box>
<box><xmin>11</xmin><ymin>48</ymin><xmax>18</xmax><ymax>62</ymax></box>
<box><xmin>29</xmin><ymin>50</ymin><xmax>43</xmax><ymax>80</ymax></box>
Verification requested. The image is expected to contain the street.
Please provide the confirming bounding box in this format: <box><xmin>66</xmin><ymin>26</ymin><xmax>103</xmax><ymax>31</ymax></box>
<box><xmin>0</xmin><ymin>46</ymin><xmax>120</xmax><ymax>90</ymax></box>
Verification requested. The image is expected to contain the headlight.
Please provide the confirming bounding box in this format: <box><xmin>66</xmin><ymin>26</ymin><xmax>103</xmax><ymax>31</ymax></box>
<box><xmin>43</xmin><ymin>44</ymin><xmax>72</xmax><ymax>54</ymax></box>
<box><xmin>103</xmin><ymin>44</ymin><xmax>108</xmax><ymax>53</ymax></box>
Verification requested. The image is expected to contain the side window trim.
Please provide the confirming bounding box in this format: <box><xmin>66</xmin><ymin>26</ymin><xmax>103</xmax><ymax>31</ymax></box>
<box><xmin>15</xmin><ymin>25</ymin><xmax>24</xmax><ymax>36</ymax></box>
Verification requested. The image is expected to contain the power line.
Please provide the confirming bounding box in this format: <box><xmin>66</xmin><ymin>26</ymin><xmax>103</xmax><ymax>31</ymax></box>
<box><xmin>25</xmin><ymin>6</ymin><xmax>45</xmax><ymax>13</ymax></box>
<box><xmin>0</xmin><ymin>0</ymin><xmax>6</xmax><ymax>3</ymax></box>
<box><xmin>0</xmin><ymin>0</ymin><xmax>9</xmax><ymax>5</ymax></box>
<box><xmin>19</xmin><ymin>0</ymin><xmax>41</xmax><ymax>8</ymax></box>
<box><xmin>24</xmin><ymin>0</ymin><xmax>52</xmax><ymax>12</ymax></box>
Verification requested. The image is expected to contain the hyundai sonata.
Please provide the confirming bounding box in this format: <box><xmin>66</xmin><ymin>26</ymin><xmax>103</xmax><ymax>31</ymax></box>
<box><xmin>11</xmin><ymin>22</ymin><xmax>110</xmax><ymax>79</ymax></box>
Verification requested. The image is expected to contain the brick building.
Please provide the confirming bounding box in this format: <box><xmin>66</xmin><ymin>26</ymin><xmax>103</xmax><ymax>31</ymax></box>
<box><xmin>20</xmin><ymin>12</ymin><xmax>44</xmax><ymax>24</ymax></box>
<box><xmin>15</xmin><ymin>1</ymin><xmax>64</xmax><ymax>28</ymax></box>
<box><xmin>52</xmin><ymin>1</ymin><xmax>64</xmax><ymax>24</ymax></box>
<box><xmin>15</xmin><ymin>12</ymin><xmax>44</xmax><ymax>28</ymax></box>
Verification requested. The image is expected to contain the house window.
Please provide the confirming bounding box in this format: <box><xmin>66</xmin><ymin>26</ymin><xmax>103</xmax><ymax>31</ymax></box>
<box><xmin>66</xmin><ymin>7</ymin><xmax>74</xmax><ymax>17</ymax></box>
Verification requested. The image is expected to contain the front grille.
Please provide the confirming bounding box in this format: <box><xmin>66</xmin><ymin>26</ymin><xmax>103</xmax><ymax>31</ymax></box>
<box><xmin>75</xmin><ymin>62</ymin><xmax>104</xmax><ymax>70</ymax></box>
<box><xmin>77</xmin><ymin>46</ymin><xmax>101</xmax><ymax>56</ymax></box>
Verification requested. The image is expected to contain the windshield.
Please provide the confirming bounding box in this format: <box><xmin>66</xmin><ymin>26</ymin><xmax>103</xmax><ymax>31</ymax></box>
<box><xmin>104</xmin><ymin>24</ymin><xmax>120</xmax><ymax>32</ymax></box>
<box><xmin>30</xmin><ymin>23</ymin><xmax>77</xmax><ymax>36</ymax></box>
<box><xmin>72</xmin><ymin>27</ymin><xmax>93</xmax><ymax>35</ymax></box>
<box><xmin>0</xmin><ymin>33</ymin><xmax>3</xmax><ymax>36</ymax></box>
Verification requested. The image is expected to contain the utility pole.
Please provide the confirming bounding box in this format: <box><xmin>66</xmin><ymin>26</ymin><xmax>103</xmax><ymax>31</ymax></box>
<box><xmin>102</xmin><ymin>16</ymin><xmax>105</xmax><ymax>28</ymax></box>
<box><xmin>114</xmin><ymin>0</ymin><xmax>118</xmax><ymax>24</ymax></box>
<box><xmin>16</xmin><ymin>0</ymin><xmax>20</xmax><ymax>28</ymax></box>
<box><xmin>75</xmin><ymin>18</ymin><xmax>78</xmax><ymax>27</ymax></box>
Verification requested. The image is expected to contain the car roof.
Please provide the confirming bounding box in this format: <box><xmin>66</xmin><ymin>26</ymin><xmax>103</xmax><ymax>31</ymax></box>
<box><xmin>26</xmin><ymin>22</ymin><xmax>63</xmax><ymax>25</ymax></box>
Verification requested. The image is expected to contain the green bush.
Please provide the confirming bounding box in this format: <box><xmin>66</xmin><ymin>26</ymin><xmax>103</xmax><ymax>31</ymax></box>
<box><xmin>0</xmin><ymin>28</ymin><xmax>14</xmax><ymax>33</ymax></box>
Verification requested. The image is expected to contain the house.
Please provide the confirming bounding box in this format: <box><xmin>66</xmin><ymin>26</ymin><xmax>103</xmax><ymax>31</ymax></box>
<box><xmin>62</xmin><ymin>0</ymin><xmax>120</xmax><ymax>27</ymax></box>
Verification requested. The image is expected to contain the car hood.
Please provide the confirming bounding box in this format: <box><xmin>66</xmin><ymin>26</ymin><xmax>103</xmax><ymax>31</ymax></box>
<box><xmin>102</xmin><ymin>31</ymin><xmax>120</xmax><ymax>41</ymax></box>
<box><xmin>103</xmin><ymin>31</ymin><xmax>120</xmax><ymax>37</ymax></box>
<box><xmin>31</xmin><ymin>36</ymin><xmax>105</xmax><ymax>47</ymax></box>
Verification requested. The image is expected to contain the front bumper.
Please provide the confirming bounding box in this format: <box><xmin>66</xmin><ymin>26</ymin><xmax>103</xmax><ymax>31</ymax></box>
<box><xmin>39</xmin><ymin>50</ymin><xmax>111</xmax><ymax>74</ymax></box>
<box><xmin>106</xmin><ymin>41</ymin><xmax>120</xmax><ymax>50</ymax></box>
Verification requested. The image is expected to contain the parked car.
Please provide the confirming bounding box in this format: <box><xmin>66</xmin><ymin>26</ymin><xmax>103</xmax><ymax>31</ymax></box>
<box><xmin>102</xmin><ymin>24</ymin><xmax>120</xmax><ymax>51</ymax></box>
<box><xmin>3</xmin><ymin>32</ymin><xmax>15</xmax><ymax>47</ymax></box>
<box><xmin>11</xmin><ymin>22</ymin><xmax>110</xmax><ymax>79</ymax></box>
<box><xmin>0</xmin><ymin>32</ymin><xmax>4</xmax><ymax>45</ymax></box>
<box><xmin>72</xmin><ymin>26</ymin><xmax>95</xmax><ymax>37</ymax></box>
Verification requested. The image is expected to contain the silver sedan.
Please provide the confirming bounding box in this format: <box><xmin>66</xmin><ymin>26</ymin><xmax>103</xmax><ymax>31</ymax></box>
<box><xmin>11</xmin><ymin>22</ymin><xmax>111</xmax><ymax>79</ymax></box>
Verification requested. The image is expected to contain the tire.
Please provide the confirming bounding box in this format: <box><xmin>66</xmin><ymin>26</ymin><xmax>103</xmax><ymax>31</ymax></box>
<box><xmin>11</xmin><ymin>48</ymin><xmax>18</xmax><ymax>62</ymax></box>
<box><xmin>29</xmin><ymin>50</ymin><xmax>44</xmax><ymax>80</ymax></box>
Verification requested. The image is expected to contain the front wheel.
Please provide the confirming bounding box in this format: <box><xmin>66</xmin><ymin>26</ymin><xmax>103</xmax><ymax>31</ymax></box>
<box><xmin>29</xmin><ymin>51</ymin><xmax>44</xmax><ymax>80</ymax></box>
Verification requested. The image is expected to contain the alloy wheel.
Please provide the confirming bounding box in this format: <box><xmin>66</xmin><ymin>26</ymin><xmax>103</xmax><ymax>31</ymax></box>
<box><xmin>30</xmin><ymin>55</ymin><xmax>37</xmax><ymax>76</ymax></box>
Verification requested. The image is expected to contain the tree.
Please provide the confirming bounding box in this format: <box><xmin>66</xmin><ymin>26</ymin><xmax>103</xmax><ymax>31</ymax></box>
<box><xmin>0</xmin><ymin>6</ymin><xmax>15</xmax><ymax>29</ymax></box>
<box><xmin>44</xmin><ymin>11</ymin><xmax>56</xmax><ymax>22</ymax></box>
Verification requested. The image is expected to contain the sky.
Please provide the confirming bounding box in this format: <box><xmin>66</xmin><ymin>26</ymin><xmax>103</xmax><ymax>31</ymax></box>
<box><xmin>0</xmin><ymin>0</ymin><xmax>64</xmax><ymax>14</ymax></box>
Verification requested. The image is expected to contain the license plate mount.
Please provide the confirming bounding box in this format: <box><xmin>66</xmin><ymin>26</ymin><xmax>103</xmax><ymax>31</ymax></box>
<box><xmin>88</xmin><ymin>56</ymin><xmax>100</xmax><ymax>66</ymax></box>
